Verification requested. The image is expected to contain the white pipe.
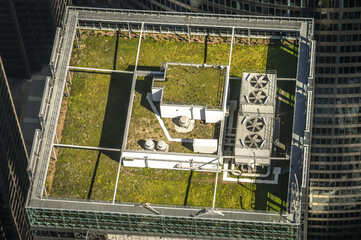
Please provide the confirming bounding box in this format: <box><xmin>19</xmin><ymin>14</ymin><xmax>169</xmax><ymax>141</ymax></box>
<box><xmin>53</xmin><ymin>143</ymin><xmax>120</xmax><ymax>152</ymax></box>
<box><xmin>223</xmin><ymin>165</ymin><xmax>281</xmax><ymax>184</ymax></box>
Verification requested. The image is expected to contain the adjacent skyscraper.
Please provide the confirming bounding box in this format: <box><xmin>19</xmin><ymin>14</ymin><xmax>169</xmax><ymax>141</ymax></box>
<box><xmin>119</xmin><ymin>1</ymin><xmax>361</xmax><ymax>239</ymax></box>
<box><xmin>217</xmin><ymin>3</ymin><xmax>361</xmax><ymax>239</ymax></box>
<box><xmin>0</xmin><ymin>56</ymin><xmax>32</xmax><ymax>239</ymax></box>
<box><xmin>0</xmin><ymin>0</ymin><xmax>71</xmax><ymax>78</ymax></box>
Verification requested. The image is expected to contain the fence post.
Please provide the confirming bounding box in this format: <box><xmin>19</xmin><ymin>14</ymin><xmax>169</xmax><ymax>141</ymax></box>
<box><xmin>248</xmin><ymin>29</ymin><xmax>251</xmax><ymax>46</ymax></box>
<box><xmin>187</xmin><ymin>25</ymin><xmax>191</xmax><ymax>43</ymax></box>
<box><xmin>127</xmin><ymin>22</ymin><xmax>132</xmax><ymax>39</ymax></box>
<box><xmin>52</xmin><ymin>147</ymin><xmax>57</xmax><ymax>162</ymax></box>
<box><xmin>68</xmin><ymin>70</ymin><xmax>72</xmax><ymax>85</ymax></box>
<box><xmin>65</xmin><ymin>82</ymin><xmax>70</xmax><ymax>97</ymax></box>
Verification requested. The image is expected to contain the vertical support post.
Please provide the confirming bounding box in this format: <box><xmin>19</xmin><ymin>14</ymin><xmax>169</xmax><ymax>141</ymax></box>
<box><xmin>65</xmin><ymin>82</ymin><xmax>70</xmax><ymax>97</ymax></box>
<box><xmin>228</xmin><ymin>27</ymin><xmax>235</xmax><ymax>69</ymax></box>
<box><xmin>44</xmin><ymin>188</ymin><xmax>48</xmax><ymax>198</ymax></box>
<box><xmin>127</xmin><ymin>22</ymin><xmax>132</xmax><ymax>39</ymax></box>
<box><xmin>75</xmin><ymin>31</ymin><xmax>79</xmax><ymax>47</ymax></box>
<box><xmin>50</xmin><ymin>63</ymin><xmax>55</xmax><ymax>77</ymax></box>
<box><xmin>112</xmin><ymin>157</ymin><xmax>123</xmax><ymax>204</ymax></box>
<box><xmin>67</xmin><ymin>70</ymin><xmax>72</xmax><ymax>85</ymax></box>
<box><xmin>134</xmin><ymin>22</ymin><xmax>144</xmax><ymax>72</ymax></box>
<box><xmin>55</xmin><ymin>133</ymin><xmax>59</xmax><ymax>144</ymax></box>
<box><xmin>212</xmin><ymin>159</ymin><xmax>220</xmax><ymax>210</ymax></box>
<box><xmin>145</xmin><ymin>156</ymin><xmax>148</xmax><ymax>168</ymax></box>
<box><xmin>248</xmin><ymin>29</ymin><xmax>251</xmax><ymax>46</ymax></box>
<box><xmin>52</xmin><ymin>147</ymin><xmax>57</xmax><ymax>162</ymax></box>
<box><xmin>187</xmin><ymin>25</ymin><xmax>191</xmax><ymax>43</ymax></box>
<box><xmin>39</xmin><ymin>115</ymin><xmax>44</xmax><ymax>129</ymax></box>
<box><xmin>77</xmin><ymin>20</ymin><xmax>81</xmax><ymax>35</ymax></box>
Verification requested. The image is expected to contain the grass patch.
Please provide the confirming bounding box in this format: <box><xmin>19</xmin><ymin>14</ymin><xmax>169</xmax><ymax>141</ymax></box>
<box><xmin>115</xmin><ymin>167</ymin><xmax>254</xmax><ymax>210</ymax></box>
<box><xmin>50</xmin><ymin>148</ymin><xmax>119</xmax><ymax>201</ymax></box>
<box><xmin>163</xmin><ymin>118</ymin><xmax>219</xmax><ymax>139</ymax></box>
<box><xmin>231</xmin><ymin>44</ymin><xmax>268</xmax><ymax>77</ymax></box>
<box><xmin>71</xmin><ymin>31</ymin><xmax>117</xmax><ymax>69</ymax></box>
<box><xmin>70</xmin><ymin>31</ymin><xmax>139</xmax><ymax>70</ymax></box>
<box><xmin>48</xmin><ymin>72</ymin><xmax>132</xmax><ymax>200</ymax></box>
<box><xmin>71</xmin><ymin>31</ymin><xmax>270</xmax><ymax>77</ymax></box>
<box><xmin>138</xmin><ymin>36</ymin><xmax>204</xmax><ymax>67</ymax></box>
<box><xmin>215</xmin><ymin>181</ymin><xmax>255</xmax><ymax>209</ymax></box>
<box><xmin>205</xmin><ymin>40</ymin><xmax>231</xmax><ymax>66</ymax></box>
<box><xmin>60</xmin><ymin>72</ymin><xmax>132</xmax><ymax>148</ymax></box>
<box><xmin>156</xmin><ymin>65</ymin><xmax>225</xmax><ymax>107</ymax></box>
<box><xmin>71</xmin><ymin>31</ymin><xmax>298</xmax><ymax>79</ymax></box>
<box><xmin>60</xmin><ymin>72</ymin><xmax>111</xmax><ymax>146</ymax></box>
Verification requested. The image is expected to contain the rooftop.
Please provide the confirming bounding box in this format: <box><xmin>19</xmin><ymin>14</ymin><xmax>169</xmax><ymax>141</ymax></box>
<box><xmin>44</xmin><ymin>29</ymin><xmax>296</xmax><ymax>210</ymax></box>
<box><xmin>27</xmin><ymin>8</ymin><xmax>315</xmax><ymax>230</ymax></box>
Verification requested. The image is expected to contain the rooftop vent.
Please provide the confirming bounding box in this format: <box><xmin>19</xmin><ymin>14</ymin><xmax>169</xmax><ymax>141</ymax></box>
<box><xmin>156</xmin><ymin>140</ymin><xmax>168</xmax><ymax>151</ymax></box>
<box><xmin>248</xmin><ymin>90</ymin><xmax>268</xmax><ymax>104</ymax></box>
<box><xmin>245</xmin><ymin>117</ymin><xmax>265</xmax><ymax>132</ymax></box>
<box><xmin>250</xmin><ymin>74</ymin><xmax>269</xmax><ymax>89</ymax></box>
<box><xmin>179</xmin><ymin>116</ymin><xmax>191</xmax><ymax>128</ymax></box>
<box><xmin>244</xmin><ymin>134</ymin><xmax>264</xmax><ymax>148</ymax></box>
<box><xmin>144</xmin><ymin>139</ymin><xmax>155</xmax><ymax>150</ymax></box>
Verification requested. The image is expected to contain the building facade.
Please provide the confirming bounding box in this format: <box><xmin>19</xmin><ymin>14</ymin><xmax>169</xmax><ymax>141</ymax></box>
<box><xmin>118</xmin><ymin>1</ymin><xmax>361</xmax><ymax>239</ymax></box>
<box><xmin>0</xmin><ymin>56</ymin><xmax>32</xmax><ymax>239</ymax></box>
<box><xmin>0</xmin><ymin>0</ymin><xmax>71</xmax><ymax>78</ymax></box>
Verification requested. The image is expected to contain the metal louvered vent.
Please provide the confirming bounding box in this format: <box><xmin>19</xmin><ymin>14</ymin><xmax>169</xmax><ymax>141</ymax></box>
<box><xmin>245</xmin><ymin>117</ymin><xmax>264</xmax><ymax>132</ymax></box>
<box><xmin>248</xmin><ymin>90</ymin><xmax>267</xmax><ymax>104</ymax></box>
<box><xmin>244</xmin><ymin>134</ymin><xmax>264</xmax><ymax>148</ymax></box>
<box><xmin>250</xmin><ymin>74</ymin><xmax>269</xmax><ymax>89</ymax></box>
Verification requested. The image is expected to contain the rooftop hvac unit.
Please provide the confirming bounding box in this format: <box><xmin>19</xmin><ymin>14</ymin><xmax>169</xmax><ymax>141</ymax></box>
<box><xmin>235</xmin><ymin>71</ymin><xmax>277</xmax><ymax>165</ymax></box>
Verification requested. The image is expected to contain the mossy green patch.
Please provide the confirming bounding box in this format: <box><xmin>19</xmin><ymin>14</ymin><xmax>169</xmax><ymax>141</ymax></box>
<box><xmin>61</xmin><ymin>73</ymin><xmax>110</xmax><ymax>146</ymax></box>
<box><xmin>158</xmin><ymin>65</ymin><xmax>225</xmax><ymax>107</ymax></box>
<box><xmin>115</xmin><ymin>168</ymin><xmax>254</xmax><ymax>209</ymax></box>
<box><xmin>51</xmin><ymin>148</ymin><xmax>118</xmax><ymax>201</ymax></box>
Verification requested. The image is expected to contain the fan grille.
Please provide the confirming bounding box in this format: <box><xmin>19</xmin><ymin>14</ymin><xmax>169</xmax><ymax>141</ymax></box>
<box><xmin>250</xmin><ymin>74</ymin><xmax>269</xmax><ymax>89</ymax></box>
<box><xmin>248</xmin><ymin>90</ymin><xmax>267</xmax><ymax>104</ymax></box>
<box><xmin>244</xmin><ymin>134</ymin><xmax>263</xmax><ymax>148</ymax></box>
<box><xmin>245</xmin><ymin>117</ymin><xmax>264</xmax><ymax>132</ymax></box>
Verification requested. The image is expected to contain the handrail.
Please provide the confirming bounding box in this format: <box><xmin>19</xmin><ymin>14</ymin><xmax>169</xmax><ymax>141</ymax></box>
<box><xmin>68</xmin><ymin>6</ymin><xmax>313</xmax><ymax>22</ymax></box>
<box><xmin>38</xmin><ymin>77</ymin><xmax>51</xmax><ymax>127</ymax></box>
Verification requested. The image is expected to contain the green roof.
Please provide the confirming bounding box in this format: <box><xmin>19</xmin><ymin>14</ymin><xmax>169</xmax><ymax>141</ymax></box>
<box><xmin>157</xmin><ymin>65</ymin><xmax>226</xmax><ymax>108</ymax></box>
